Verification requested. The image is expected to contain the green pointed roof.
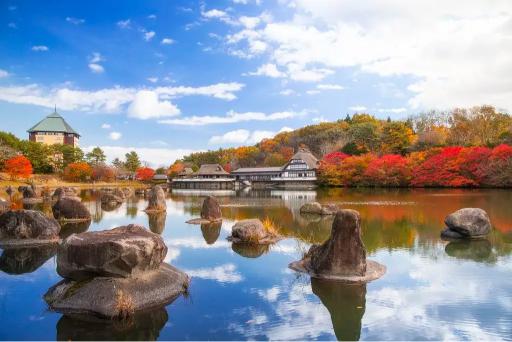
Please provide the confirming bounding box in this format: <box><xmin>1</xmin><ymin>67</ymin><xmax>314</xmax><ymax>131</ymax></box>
<box><xmin>27</xmin><ymin>110</ymin><xmax>80</xmax><ymax>136</ymax></box>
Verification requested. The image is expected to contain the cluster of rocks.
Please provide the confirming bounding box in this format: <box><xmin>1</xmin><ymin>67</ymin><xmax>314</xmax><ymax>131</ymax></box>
<box><xmin>100</xmin><ymin>188</ymin><xmax>126</xmax><ymax>211</ymax></box>
<box><xmin>441</xmin><ymin>208</ymin><xmax>492</xmax><ymax>240</ymax></box>
<box><xmin>300</xmin><ymin>201</ymin><xmax>339</xmax><ymax>216</ymax></box>
<box><xmin>44</xmin><ymin>224</ymin><xmax>189</xmax><ymax>319</ymax></box>
<box><xmin>290</xmin><ymin>209</ymin><xmax>386</xmax><ymax>283</ymax></box>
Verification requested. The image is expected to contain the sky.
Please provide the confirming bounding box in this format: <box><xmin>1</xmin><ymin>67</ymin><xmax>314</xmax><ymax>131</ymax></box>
<box><xmin>1</xmin><ymin>0</ymin><xmax>511</xmax><ymax>167</ymax></box>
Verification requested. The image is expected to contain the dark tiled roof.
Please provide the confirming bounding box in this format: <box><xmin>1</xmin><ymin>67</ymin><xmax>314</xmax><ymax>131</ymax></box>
<box><xmin>28</xmin><ymin>111</ymin><xmax>79</xmax><ymax>136</ymax></box>
<box><xmin>196</xmin><ymin>164</ymin><xmax>229</xmax><ymax>175</ymax></box>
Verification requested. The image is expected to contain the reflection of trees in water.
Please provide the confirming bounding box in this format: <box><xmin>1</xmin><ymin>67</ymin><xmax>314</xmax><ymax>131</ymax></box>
<box><xmin>101</xmin><ymin>201</ymin><xmax>122</xmax><ymax>212</ymax></box>
<box><xmin>311</xmin><ymin>278</ymin><xmax>366</xmax><ymax>341</ymax></box>
<box><xmin>200</xmin><ymin>222</ymin><xmax>221</xmax><ymax>245</ymax></box>
<box><xmin>147</xmin><ymin>212</ymin><xmax>166</xmax><ymax>234</ymax></box>
<box><xmin>59</xmin><ymin>221</ymin><xmax>91</xmax><ymax>239</ymax></box>
<box><xmin>0</xmin><ymin>244</ymin><xmax>58</xmax><ymax>274</ymax></box>
<box><xmin>126</xmin><ymin>200</ymin><xmax>139</xmax><ymax>219</ymax></box>
<box><xmin>231</xmin><ymin>242</ymin><xmax>270</xmax><ymax>258</ymax></box>
<box><xmin>56</xmin><ymin>307</ymin><xmax>168</xmax><ymax>341</ymax></box>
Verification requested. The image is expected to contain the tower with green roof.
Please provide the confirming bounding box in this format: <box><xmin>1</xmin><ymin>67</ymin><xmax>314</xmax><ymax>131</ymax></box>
<box><xmin>27</xmin><ymin>108</ymin><xmax>80</xmax><ymax>147</ymax></box>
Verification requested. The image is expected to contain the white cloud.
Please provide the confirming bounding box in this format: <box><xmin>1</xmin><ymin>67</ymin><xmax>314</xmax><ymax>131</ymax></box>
<box><xmin>377</xmin><ymin>107</ymin><xmax>407</xmax><ymax>114</ymax></box>
<box><xmin>83</xmin><ymin>145</ymin><xmax>197</xmax><ymax>168</ymax></box>
<box><xmin>209</xmin><ymin>129</ymin><xmax>278</xmax><ymax>145</ymax></box>
<box><xmin>144</xmin><ymin>31</ymin><xmax>156</xmax><ymax>41</ymax></box>
<box><xmin>88</xmin><ymin>63</ymin><xmax>104</xmax><ymax>73</ymax></box>
<box><xmin>147</xmin><ymin>14</ymin><xmax>157</xmax><ymax>20</ymax></box>
<box><xmin>117</xmin><ymin>19</ymin><xmax>131</xmax><ymax>29</ymax></box>
<box><xmin>31</xmin><ymin>45</ymin><xmax>48</xmax><ymax>52</ymax></box>
<box><xmin>202</xmin><ymin>9</ymin><xmax>229</xmax><ymax>19</ymax></box>
<box><xmin>0</xmin><ymin>69</ymin><xmax>9</xmax><ymax>78</ymax></box>
<box><xmin>161</xmin><ymin>38</ymin><xmax>175</xmax><ymax>45</ymax></box>
<box><xmin>160</xmin><ymin>110</ymin><xmax>304</xmax><ymax>126</ymax></box>
<box><xmin>0</xmin><ymin>82</ymin><xmax>244</xmax><ymax>115</ymax></box>
<box><xmin>147</xmin><ymin>77</ymin><xmax>158</xmax><ymax>83</ymax></box>
<box><xmin>248</xmin><ymin>63</ymin><xmax>285</xmax><ymax>78</ymax></box>
<box><xmin>316</xmin><ymin>83</ymin><xmax>344</xmax><ymax>90</ymax></box>
<box><xmin>348</xmin><ymin>105</ymin><xmax>367</xmax><ymax>111</ymax></box>
<box><xmin>101</xmin><ymin>123</ymin><xmax>111</xmax><ymax>129</ymax></box>
<box><xmin>279</xmin><ymin>127</ymin><xmax>294</xmax><ymax>133</ymax></box>
<box><xmin>306</xmin><ymin>90</ymin><xmax>320</xmax><ymax>95</ymax></box>
<box><xmin>184</xmin><ymin>263</ymin><xmax>243</xmax><ymax>283</ymax></box>
<box><xmin>128</xmin><ymin>90</ymin><xmax>180</xmax><ymax>119</ymax></box>
<box><xmin>66</xmin><ymin>17</ymin><xmax>85</xmax><ymax>25</ymax></box>
<box><xmin>239</xmin><ymin>16</ymin><xmax>261</xmax><ymax>29</ymax></box>
<box><xmin>89</xmin><ymin>52</ymin><xmax>103</xmax><ymax>63</ymax></box>
<box><xmin>279</xmin><ymin>89</ymin><xmax>295</xmax><ymax>96</ymax></box>
<box><xmin>109</xmin><ymin>131</ymin><xmax>122</xmax><ymax>140</ymax></box>
<box><xmin>223</xmin><ymin>0</ymin><xmax>512</xmax><ymax>109</ymax></box>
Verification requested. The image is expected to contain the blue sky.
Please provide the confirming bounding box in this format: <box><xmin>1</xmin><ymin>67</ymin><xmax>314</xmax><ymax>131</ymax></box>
<box><xmin>1</xmin><ymin>0</ymin><xmax>510</xmax><ymax>166</ymax></box>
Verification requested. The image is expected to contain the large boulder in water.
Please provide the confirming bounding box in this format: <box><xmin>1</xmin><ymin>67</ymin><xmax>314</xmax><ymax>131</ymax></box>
<box><xmin>289</xmin><ymin>209</ymin><xmax>385</xmax><ymax>282</ymax></box>
<box><xmin>57</xmin><ymin>224</ymin><xmax>167</xmax><ymax>280</ymax></box>
<box><xmin>52</xmin><ymin>197</ymin><xmax>91</xmax><ymax>221</ymax></box>
<box><xmin>442</xmin><ymin>208</ymin><xmax>491</xmax><ymax>239</ymax></box>
<box><xmin>200</xmin><ymin>196</ymin><xmax>221</xmax><ymax>221</ymax></box>
<box><xmin>145</xmin><ymin>186</ymin><xmax>166</xmax><ymax>212</ymax></box>
<box><xmin>53</xmin><ymin>187</ymin><xmax>79</xmax><ymax>200</ymax></box>
<box><xmin>0</xmin><ymin>210</ymin><xmax>60</xmax><ymax>246</ymax></box>
<box><xmin>45</xmin><ymin>263</ymin><xmax>189</xmax><ymax>319</ymax></box>
<box><xmin>228</xmin><ymin>219</ymin><xmax>280</xmax><ymax>244</ymax></box>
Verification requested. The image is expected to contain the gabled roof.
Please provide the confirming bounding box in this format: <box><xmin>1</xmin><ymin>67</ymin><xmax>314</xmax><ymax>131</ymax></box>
<box><xmin>178</xmin><ymin>167</ymin><xmax>194</xmax><ymax>176</ymax></box>
<box><xmin>231</xmin><ymin>166</ymin><xmax>283</xmax><ymax>173</ymax></box>
<box><xmin>288</xmin><ymin>148</ymin><xmax>319</xmax><ymax>169</ymax></box>
<box><xmin>196</xmin><ymin>164</ymin><xmax>229</xmax><ymax>175</ymax></box>
<box><xmin>28</xmin><ymin>111</ymin><xmax>80</xmax><ymax>136</ymax></box>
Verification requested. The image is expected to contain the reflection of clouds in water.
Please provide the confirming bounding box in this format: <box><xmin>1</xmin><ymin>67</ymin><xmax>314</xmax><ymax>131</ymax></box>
<box><xmin>257</xmin><ymin>286</ymin><xmax>281</xmax><ymax>302</ymax></box>
<box><xmin>185</xmin><ymin>263</ymin><xmax>243</xmax><ymax>283</ymax></box>
<box><xmin>363</xmin><ymin>251</ymin><xmax>512</xmax><ymax>340</ymax></box>
<box><xmin>164</xmin><ymin>247</ymin><xmax>180</xmax><ymax>263</ymax></box>
<box><xmin>165</xmin><ymin>237</ymin><xmax>231</xmax><ymax>249</ymax></box>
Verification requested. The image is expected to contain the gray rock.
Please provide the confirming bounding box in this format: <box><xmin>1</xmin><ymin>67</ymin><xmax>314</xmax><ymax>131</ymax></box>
<box><xmin>57</xmin><ymin>224</ymin><xmax>167</xmax><ymax>280</ymax></box>
<box><xmin>201</xmin><ymin>196</ymin><xmax>221</xmax><ymax>221</ymax></box>
<box><xmin>441</xmin><ymin>227</ymin><xmax>465</xmax><ymax>239</ymax></box>
<box><xmin>300</xmin><ymin>202</ymin><xmax>323</xmax><ymax>215</ymax></box>
<box><xmin>145</xmin><ymin>186</ymin><xmax>166</xmax><ymax>212</ymax></box>
<box><xmin>289</xmin><ymin>209</ymin><xmax>386</xmax><ymax>283</ymax></box>
<box><xmin>100</xmin><ymin>192</ymin><xmax>124</xmax><ymax>205</ymax></box>
<box><xmin>52</xmin><ymin>197</ymin><xmax>91</xmax><ymax>221</ymax></box>
<box><xmin>444</xmin><ymin>208</ymin><xmax>491</xmax><ymax>238</ymax></box>
<box><xmin>45</xmin><ymin>263</ymin><xmax>189</xmax><ymax>319</ymax></box>
<box><xmin>53</xmin><ymin>187</ymin><xmax>79</xmax><ymax>200</ymax></box>
<box><xmin>321</xmin><ymin>203</ymin><xmax>339</xmax><ymax>215</ymax></box>
<box><xmin>0</xmin><ymin>210</ymin><xmax>60</xmax><ymax>245</ymax></box>
<box><xmin>228</xmin><ymin>219</ymin><xmax>280</xmax><ymax>244</ymax></box>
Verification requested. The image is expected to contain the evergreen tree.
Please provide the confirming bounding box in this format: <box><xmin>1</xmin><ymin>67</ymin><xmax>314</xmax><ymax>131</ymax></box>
<box><xmin>124</xmin><ymin>151</ymin><xmax>141</xmax><ymax>172</ymax></box>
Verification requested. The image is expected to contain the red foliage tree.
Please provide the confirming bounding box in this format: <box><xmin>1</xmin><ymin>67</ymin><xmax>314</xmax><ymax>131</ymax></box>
<box><xmin>136</xmin><ymin>167</ymin><xmax>155</xmax><ymax>181</ymax></box>
<box><xmin>481</xmin><ymin>144</ymin><xmax>512</xmax><ymax>187</ymax></box>
<box><xmin>3</xmin><ymin>155</ymin><xmax>33</xmax><ymax>179</ymax></box>
<box><xmin>63</xmin><ymin>162</ymin><xmax>92</xmax><ymax>182</ymax></box>
<box><xmin>364</xmin><ymin>154</ymin><xmax>411</xmax><ymax>187</ymax></box>
<box><xmin>92</xmin><ymin>165</ymin><xmax>116</xmax><ymax>182</ymax></box>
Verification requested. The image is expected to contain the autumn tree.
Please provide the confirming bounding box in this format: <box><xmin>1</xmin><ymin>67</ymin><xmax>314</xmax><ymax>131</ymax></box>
<box><xmin>168</xmin><ymin>161</ymin><xmax>185</xmax><ymax>177</ymax></box>
<box><xmin>3</xmin><ymin>155</ymin><xmax>33</xmax><ymax>179</ymax></box>
<box><xmin>91</xmin><ymin>165</ymin><xmax>116</xmax><ymax>182</ymax></box>
<box><xmin>63</xmin><ymin>162</ymin><xmax>92</xmax><ymax>182</ymax></box>
<box><xmin>136</xmin><ymin>167</ymin><xmax>155</xmax><ymax>181</ymax></box>
<box><xmin>381</xmin><ymin>122</ymin><xmax>416</xmax><ymax>155</ymax></box>
<box><xmin>364</xmin><ymin>154</ymin><xmax>411</xmax><ymax>186</ymax></box>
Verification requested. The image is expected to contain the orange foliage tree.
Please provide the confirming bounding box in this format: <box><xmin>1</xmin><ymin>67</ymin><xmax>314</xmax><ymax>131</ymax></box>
<box><xmin>3</xmin><ymin>155</ymin><xmax>33</xmax><ymax>179</ymax></box>
<box><xmin>136</xmin><ymin>167</ymin><xmax>155</xmax><ymax>181</ymax></box>
<box><xmin>91</xmin><ymin>165</ymin><xmax>116</xmax><ymax>182</ymax></box>
<box><xmin>63</xmin><ymin>162</ymin><xmax>92</xmax><ymax>182</ymax></box>
<box><xmin>168</xmin><ymin>161</ymin><xmax>185</xmax><ymax>177</ymax></box>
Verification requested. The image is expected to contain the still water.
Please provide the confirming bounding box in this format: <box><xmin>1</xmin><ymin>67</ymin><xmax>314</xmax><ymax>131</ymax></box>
<box><xmin>0</xmin><ymin>188</ymin><xmax>511</xmax><ymax>340</ymax></box>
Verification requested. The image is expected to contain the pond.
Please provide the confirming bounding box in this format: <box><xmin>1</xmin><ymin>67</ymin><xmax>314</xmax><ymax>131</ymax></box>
<box><xmin>0</xmin><ymin>188</ymin><xmax>511</xmax><ymax>340</ymax></box>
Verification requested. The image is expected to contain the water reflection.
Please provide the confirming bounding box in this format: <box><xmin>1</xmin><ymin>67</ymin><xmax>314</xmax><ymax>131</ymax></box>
<box><xmin>101</xmin><ymin>201</ymin><xmax>122</xmax><ymax>212</ymax></box>
<box><xmin>56</xmin><ymin>308</ymin><xmax>168</xmax><ymax>341</ymax></box>
<box><xmin>311</xmin><ymin>278</ymin><xmax>366</xmax><ymax>341</ymax></box>
<box><xmin>59</xmin><ymin>220</ymin><xmax>92</xmax><ymax>240</ymax></box>
<box><xmin>231</xmin><ymin>242</ymin><xmax>270</xmax><ymax>258</ymax></box>
<box><xmin>147</xmin><ymin>212</ymin><xmax>166</xmax><ymax>234</ymax></box>
<box><xmin>444</xmin><ymin>239</ymin><xmax>496</xmax><ymax>263</ymax></box>
<box><xmin>200</xmin><ymin>222</ymin><xmax>222</xmax><ymax>245</ymax></box>
<box><xmin>0</xmin><ymin>244</ymin><xmax>58</xmax><ymax>274</ymax></box>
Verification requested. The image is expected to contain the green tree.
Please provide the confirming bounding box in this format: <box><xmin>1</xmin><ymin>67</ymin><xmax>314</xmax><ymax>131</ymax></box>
<box><xmin>381</xmin><ymin>122</ymin><xmax>416</xmax><ymax>155</ymax></box>
<box><xmin>124</xmin><ymin>151</ymin><xmax>141</xmax><ymax>172</ymax></box>
<box><xmin>112</xmin><ymin>157</ymin><xmax>125</xmax><ymax>169</ymax></box>
<box><xmin>86</xmin><ymin>147</ymin><xmax>106</xmax><ymax>165</ymax></box>
<box><xmin>19</xmin><ymin>141</ymin><xmax>53</xmax><ymax>173</ymax></box>
<box><xmin>51</xmin><ymin>144</ymin><xmax>84</xmax><ymax>171</ymax></box>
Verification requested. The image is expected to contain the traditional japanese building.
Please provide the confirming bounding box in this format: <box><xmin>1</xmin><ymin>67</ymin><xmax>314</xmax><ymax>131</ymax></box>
<box><xmin>28</xmin><ymin>109</ymin><xmax>80</xmax><ymax>147</ymax></box>
<box><xmin>171</xmin><ymin>164</ymin><xmax>235</xmax><ymax>189</ymax></box>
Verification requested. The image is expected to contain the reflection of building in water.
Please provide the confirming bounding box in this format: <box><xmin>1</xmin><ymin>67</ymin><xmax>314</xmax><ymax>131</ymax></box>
<box><xmin>270</xmin><ymin>190</ymin><xmax>317</xmax><ymax>215</ymax></box>
<box><xmin>311</xmin><ymin>278</ymin><xmax>366</xmax><ymax>341</ymax></box>
<box><xmin>171</xmin><ymin>189</ymin><xmax>236</xmax><ymax>197</ymax></box>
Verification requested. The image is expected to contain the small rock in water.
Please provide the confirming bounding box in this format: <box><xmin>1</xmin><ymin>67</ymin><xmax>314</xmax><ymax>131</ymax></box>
<box><xmin>442</xmin><ymin>208</ymin><xmax>491</xmax><ymax>239</ymax></box>
<box><xmin>145</xmin><ymin>186</ymin><xmax>166</xmax><ymax>212</ymax></box>
<box><xmin>228</xmin><ymin>218</ymin><xmax>280</xmax><ymax>244</ymax></box>
<box><xmin>300</xmin><ymin>202</ymin><xmax>339</xmax><ymax>215</ymax></box>
<box><xmin>200</xmin><ymin>196</ymin><xmax>222</xmax><ymax>221</ymax></box>
<box><xmin>52</xmin><ymin>197</ymin><xmax>91</xmax><ymax>221</ymax></box>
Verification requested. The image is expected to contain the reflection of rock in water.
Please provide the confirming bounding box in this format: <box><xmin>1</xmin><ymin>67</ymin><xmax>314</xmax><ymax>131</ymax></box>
<box><xmin>0</xmin><ymin>244</ymin><xmax>58</xmax><ymax>274</ymax></box>
<box><xmin>445</xmin><ymin>239</ymin><xmax>495</xmax><ymax>263</ymax></box>
<box><xmin>101</xmin><ymin>201</ymin><xmax>122</xmax><ymax>212</ymax></box>
<box><xmin>311</xmin><ymin>278</ymin><xmax>366</xmax><ymax>341</ymax></box>
<box><xmin>56</xmin><ymin>307</ymin><xmax>168</xmax><ymax>341</ymax></box>
<box><xmin>231</xmin><ymin>242</ymin><xmax>270</xmax><ymax>258</ymax></box>
<box><xmin>147</xmin><ymin>212</ymin><xmax>167</xmax><ymax>234</ymax></box>
<box><xmin>200</xmin><ymin>221</ymin><xmax>221</xmax><ymax>244</ymax></box>
<box><xmin>59</xmin><ymin>221</ymin><xmax>92</xmax><ymax>240</ymax></box>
